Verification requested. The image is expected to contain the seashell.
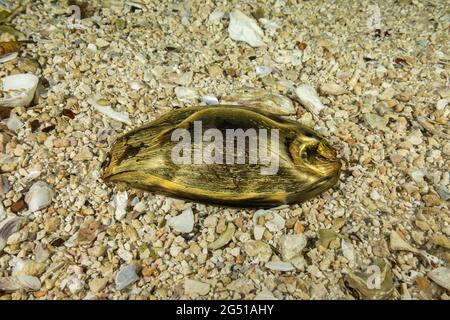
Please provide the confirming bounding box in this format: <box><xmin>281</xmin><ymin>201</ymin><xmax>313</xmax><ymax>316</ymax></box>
<box><xmin>113</xmin><ymin>191</ymin><xmax>128</xmax><ymax>221</ymax></box>
<box><xmin>228</xmin><ymin>9</ymin><xmax>265</xmax><ymax>47</ymax></box>
<box><xmin>221</xmin><ymin>90</ymin><xmax>295</xmax><ymax>115</ymax></box>
<box><xmin>88</xmin><ymin>96</ymin><xmax>131</xmax><ymax>124</ymax></box>
<box><xmin>427</xmin><ymin>267</ymin><xmax>450</xmax><ymax>291</ymax></box>
<box><xmin>295</xmin><ymin>85</ymin><xmax>325</xmax><ymax>115</ymax></box>
<box><xmin>255</xmin><ymin>66</ymin><xmax>272</xmax><ymax>77</ymax></box>
<box><xmin>208</xmin><ymin>222</ymin><xmax>235</xmax><ymax>250</ymax></box>
<box><xmin>0</xmin><ymin>275</ymin><xmax>41</xmax><ymax>292</ymax></box>
<box><xmin>0</xmin><ymin>217</ymin><xmax>24</xmax><ymax>251</ymax></box>
<box><xmin>175</xmin><ymin>86</ymin><xmax>198</xmax><ymax>101</ymax></box>
<box><xmin>201</xmin><ymin>94</ymin><xmax>219</xmax><ymax>105</ymax></box>
<box><xmin>115</xmin><ymin>264</ymin><xmax>139</xmax><ymax>290</ymax></box>
<box><xmin>129</xmin><ymin>80</ymin><xmax>144</xmax><ymax>91</ymax></box>
<box><xmin>265</xmin><ymin>261</ymin><xmax>295</xmax><ymax>272</ymax></box>
<box><xmin>208</xmin><ymin>9</ymin><xmax>224</xmax><ymax>23</ymax></box>
<box><xmin>167</xmin><ymin>207</ymin><xmax>194</xmax><ymax>233</ymax></box>
<box><xmin>102</xmin><ymin>105</ymin><xmax>341</xmax><ymax>207</ymax></box>
<box><xmin>345</xmin><ymin>259</ymin><xmax>394</xmax><ymax>300</ymax></box>
<box><xmin>24</xmin><ymin>181</ymin><xmax>54</xmax><ymax>213</ymax></box>
<box><xmin>6</xmin><ymin>112</ymin><xmax>24</xmax><ymax>132</ymax></box>
<box><xmin>0</xmin><ymin>73</ymin><xmax>39</xmax><ymax>108</ymax></box>
<box><xmin>254</xmin><ymin>289</ymin><xmax>277</xmax><ymax>300</ymax></box>
<box><xmin>0</xmin><ymin>52</ymin><xmax>18</xmax><ymax>63</ymax></box>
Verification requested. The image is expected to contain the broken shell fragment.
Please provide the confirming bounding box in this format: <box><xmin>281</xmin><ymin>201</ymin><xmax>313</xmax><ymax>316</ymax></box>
<box><xmin>221</xmin><ymin>90</ymin><xmax>295</xmax><ymax>115</ymax></box>
<box><xmin>0</xmin><ymin>217</ymin><xmax>24</xmax><ymax>251</ymax></box>
<box><xmin>0</xmin><ymin>73</ymin><xmax>39</xmax><ymax>108</ymax></box>
<box><xmin>88</xmin><ymin>97</ymin><xmax>131</xmax><ymax>124</ymax></box>
<box><xmin>167</xmin><ymin>207</ymin><xmax>194</xmax><ymax>233</ymax></box>
<box><xmin>265</xmin><ymin>261</ymin><xmax>295</xmax><ymax>272</ymax></box>
<box><xmin>228</xmin><ymin>9</ymin><xmax>265</xmax><ymax>47</ymax></box>
<box><xmin>208</xmin><ymin>223</ymin><xmax>235</xmax><ymax>250</ymax></box>
<box><xmin>345</xmin><ymin>259</ymin><xmax>394</xmax><ymax>300</ymax></box>
<box><xmin>24</xmin><ymin>181</ymin><xmax>54</xmax><ymax>213</ymax></box>
<box><xmin>427</xmin><ymin>267</ymin><xmax>450</xmax><ymax>291</ymax></box>
<box><xmin>0</xmin><ymin>275</ymin><xmax>41</xmax><ymax>292</ymax></box>
<box><xmin>295</xmin><ymin>85</ymin><xmax>325</xmax><ymax>115</ymax></box>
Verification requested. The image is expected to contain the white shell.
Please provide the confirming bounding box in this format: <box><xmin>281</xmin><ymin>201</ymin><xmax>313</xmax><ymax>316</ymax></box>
<box><xmin>25</xmin><ymin>181</ymin><xmax>54</xmax><ymax>212</ymax></box>
<box><xmin>0</xmin><ymin>73</ymin><xmax>39</xmax><ymax>108</ymax></box>
<box><xmin>295</xmin><ymin>84</ymin><xmax>325</xmax><ymax>115</ymax></box>
<box><xmin>427</xmin><ymin>267</ymin><xmax>450</xmax><ymax>290</ymax></box>
<box><xmin>175</xmin><ymin>86</ymin><xmax>198</xmax><ymax>101</ymax></box>
<box><xmin>115</xmin><ymin>264</ymin><xmax>138</xmax><ymax>290</ymax></box>
<box><xmin>265</xmin><ymin>261</ymin><xmax>295</xmax><ymax>272</ymax></box>
<box><xmin>255</xmin><ymin>66</ymin><xmax>272</xmax><ymax>77</ymax></box>
<box><xmin>167</xmin><ymin>207</ymin><xmax>194</xmax><ymax>233</ymax></box>
<box><xmin>201</xmin><ymin>94</ymin><xmax>219</xmax><ymax>105</ymax></box>
<box><xmin>6</xmin><ymin>113</ymin><xmax>24</xmax><ymax>132</ymax></box>
<box><xmin>88</xmin><ymin>97</ymin><xmax>131</xmax><ymax>124</ymax></box>
<box><xmin>0</xmin><ymin>52</ymin><xmax>18</xmax><ymax>63</ymax></box>
<box><xmin>0</xmin><ymin>275</ymin><xmax>41</xmax><ymax>292</ymax></box>
<box><xmin>113</xmin><ymin>191</ymin><xmax>128</xmax><ymax>221</ymax></box>
<box><xmin>228</xmin><ymin>9</ymin><xmax>265</xmax><ymax>47</ymax></box>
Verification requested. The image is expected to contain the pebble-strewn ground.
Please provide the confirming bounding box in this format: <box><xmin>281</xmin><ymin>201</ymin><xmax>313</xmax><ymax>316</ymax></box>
<box><xmin>0</xmin><ymin>0</ymin><xmax>449</xmax><ymax>300</ymax></box>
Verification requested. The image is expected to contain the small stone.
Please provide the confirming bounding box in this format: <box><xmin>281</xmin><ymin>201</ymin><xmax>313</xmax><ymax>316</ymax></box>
<box><xmin>73</xmin><ymin>148</ymin><xmax>93</xmax><ymax>161</ymax></box>
<box><xmin>320</xmin><ymin>83</ymin><xmax>347</xmax><ymax>96</ymax></box>
<box><xmin>415</xmin><ymin>276</ymin><xmax>429</xmax><ymax>290</ymax></box>
<box><xmin>95</xmin><ymin>38</ymin><xmax>109</xmax><ymax>48</ymax></box>
<box><xmin>243</xmin><ymin>240</ymin><xmax>272</xmax><ymax>262</ymax></box>
<box><xmin>431</xmin><ymin>234</ymin><xmax>450</xmax><ymax>249</ymax></box>
<box><xmin>204</xmin><ymin>215</ymin><xmax>217</xmax><ymax>228</ymax></box>
<box><xmin>15</xmin><ymin>260</ymin><xmax>46</xmax><ymax>277</ymax></box>
<box><xmin>279</xmin><ymin>234</ymin><xmax>307</xmax><ymax>261</ymax></box>
<box><xmin>254</xmin><ymin>289</ymin><xmax>277</xmax><ymax>300</ymax></box>
<box><xmin>167</xmin><ymin>207</ymin><xmax>194</xmax><ymax>233</ymax></box>
<box><xmin>407</xmin><ymin>130</ymin><xmax>423</xmax><ymax>145</ymax></box>
<box><xmin>184</xmin><ymin>279</ymin><xmax>210</xmax><ymax>296</ymax></box>
<box><xmin>44</xmin><ymin>217</ymin><xmax>60</xmax><ymax>233</ymax></box>
<box><xmin>370</xmin><ymin>190</ymin><xmax>381</xmax><ymax>201</ymax></box>
<box><xmin>253</xmin><ymin>225</ymin><xmax>265</xmax><ymax>240</ymax></box>
<box><xmin>115</xmin><ymin>264</ymin><xmax>138</xmax><ymax>290</ymax></box>
<box><xmin>10</xmin><ymin>198</ymin><xmax>27</xmax><ymax>213</ymax></box>
<box><xmin>226</xmin><ymin>278</ymin><xmax>255</xmax><ymax>294</ymax></box>
<box><xmin>379</xmin><ymin>87</ymin><xmax>396</xmax><ymax>100</ymax></box>
<box><xmin>422</xmin><ymin>194</ymin><xmax>442</xmax><ymax>207</ymax></box>
<box><xmin>364</xmin><ymin>113</ymin><xmax>388</xmax><ymax>131</ymax></box>
<box><xmin>89</xmin><ymin>278</ymin><xmax>108</xmax><ymax>293</ymax></box>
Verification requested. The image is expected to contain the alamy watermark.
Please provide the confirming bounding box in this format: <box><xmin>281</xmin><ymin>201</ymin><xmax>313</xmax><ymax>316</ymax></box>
<box><xmin>366</xmin><ymin>264</ymin><xmax>381</xmax><ymax>289</ymax></box>
<box><xmin>170</xmin><ymin>121</ymin><xmax>280</xmax><ymax>175</ymax></box>
<box><xmin>67</xmin><ymin>5</ymin><xmax>86</xmax><ymax>30</ymax></box>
